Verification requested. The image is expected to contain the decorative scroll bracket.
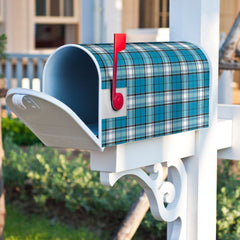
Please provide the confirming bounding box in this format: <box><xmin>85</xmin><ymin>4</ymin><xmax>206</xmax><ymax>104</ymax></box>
<box><xmin>100</xmin><ymin>158</ymin><xmax>187</xmax><ymax>240</ymax></box>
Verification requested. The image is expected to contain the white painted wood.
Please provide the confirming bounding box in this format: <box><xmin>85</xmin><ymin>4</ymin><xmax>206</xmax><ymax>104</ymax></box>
<box><xmin>126</xmin><ymin>28</ymin><xmax>169</xmax><ymax>42</ymax></box>
<box><xmin>219</xmin><ymin>32</ymin><xmax>226</xmax><ymax>49</ymax></box>
<box><xmin>101</xmin><ymin>0</ymin><xmax>122</xmax><ymax>43</ymax></box>
<box><xmin>101</xmin><ymin>88</ymin><xmax>127</xmax><ymax>119</ymax></box>
<box><xmin>94</xmin><ymin>0</ymin><xmax>102</xmax><ymax>43</ymax></box>
<box><xmin>100</xmin><ymin>159</ymin><xmax>187</xmax><ymax>238</ymax></box>
<box><xmin>90</xmin><ymin>131</ymin><xmax>195</xmax><ymax>172</ymax></box>
<box><xmin>218</xmin><ymin>104</ymin><xmax>240</xmax><ymax>160</ymax></box>
<box><xmin>216</xmin><ymin>119</ymin><xmax>232</xmax><ymax>150</ymax></box>
<box><xmin>218</xmin><ymin>70</ymin><xmax>233</xmax><ymax>104</ymax></box>
<box><xmin>42</xmin><ymin>43</ymin><xmax>102</xmax><ymax>145</ymax></box>
<box><xmin>170</xmin><ymin>0</ymin><xmax>219</xmax><ymax>239</ymax></box>
<box><xmin>81</xmin><ymin>0</ymin><xmax>95</xmax><ymax>44</ymax></box>
<box><xmin>6</xmin><ymin>88</ymin><xmax>102</xmax><ymax>151</ymax></box>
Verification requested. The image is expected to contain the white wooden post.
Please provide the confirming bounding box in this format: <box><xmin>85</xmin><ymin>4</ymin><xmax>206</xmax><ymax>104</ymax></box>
<box><xmin>218</xmin><ymin>71</ymin><xmax>233</xmax><ymax>104</ymax></box>
<box><xmin>170</xmin><ymin>0</ymin><xmax>219</xmax><ymax>239</ymax></box>
<box><xmin>218</xmin><ymin>33</ymin><xmax>233</xmax><ymax>105</ymax></box>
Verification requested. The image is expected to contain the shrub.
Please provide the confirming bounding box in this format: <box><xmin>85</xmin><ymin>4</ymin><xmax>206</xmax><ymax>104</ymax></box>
<box><xmin>2</xmin><ymin>117</ymin><xmax>41</xmax><ymax>145</ymax></box>
<box><xmin>4</xmin><ymin>117</ymin><xmax>240</xmax><ymax>239</ymax></box>
<box><xmin>0</xmin><ymin>33</ymin><xmax>7</xmax><ymax>78</ymax></box>
<box><xmin>3</xmin><ymin>135</ymin><xmax>167</xmax><ymax>238</ymax></box>
<box><xmin>217</xmin><ymin>160</ymin><xmax>240</xmax><ymax>239</ymax></box>
<box><xmin>0</xmin><ymin>34</ymin><xmax>7</xmax><ymax>60</ymax></box>
<box><xmin>6</xmin><ymin>132</ymin><xmax>240</xmax><ymax>238</ymax></box>
<box><xmin>3</xmin><ymin>135</ymin><xmax>136</xmax><ymax>214</ymax></box>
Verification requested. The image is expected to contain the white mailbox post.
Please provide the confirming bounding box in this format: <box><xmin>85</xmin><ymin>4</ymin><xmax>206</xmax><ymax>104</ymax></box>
<box><xmin>170</xmin><ymin>0</ymin><xmax>220</xmax><ymax>239</ymax></box>
<box><xmin>6</xmin><ymin>0</ymin><xmax>240</xmax><ymax>239</ymax></box>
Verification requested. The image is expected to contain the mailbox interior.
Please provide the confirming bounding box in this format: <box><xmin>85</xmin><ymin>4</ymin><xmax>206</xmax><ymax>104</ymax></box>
<box><xmin>43</xmin><ymin>45</ymin><xmax>101</xmax><ymax>137</ymax></box>
<box><xmin>6</xmin><ymin>44</ymin><xmax>103</xmax><ymax>151</ymax></box>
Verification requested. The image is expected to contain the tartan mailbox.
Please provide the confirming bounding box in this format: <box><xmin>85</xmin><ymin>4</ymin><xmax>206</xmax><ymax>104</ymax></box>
<box><xmin>6</xmin><ymin>35</ymin><xmax>210</xmax><ymax>167</ymax></box>
<box><xmin>6</xmin><ymin>34</ymin><xmax>212</xmax><ymax>226</ymax></box>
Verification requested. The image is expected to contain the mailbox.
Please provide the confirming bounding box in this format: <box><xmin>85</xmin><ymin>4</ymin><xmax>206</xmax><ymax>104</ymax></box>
<box><xmin>6</xmin><ymin>38</ymin><xmax>210</xmax><ymax>152</ymax></box>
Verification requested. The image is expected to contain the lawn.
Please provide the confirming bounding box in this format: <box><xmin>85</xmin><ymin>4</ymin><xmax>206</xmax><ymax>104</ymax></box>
<box><xmin>4</xmin><ymin>205</ymin><xmax>105</xmax><ymax>240</ymax></box>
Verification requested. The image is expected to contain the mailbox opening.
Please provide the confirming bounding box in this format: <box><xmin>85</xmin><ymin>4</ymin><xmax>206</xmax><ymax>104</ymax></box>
<box><xmin>43</xmin><ymin>45</ymin><xmax>100</xmax><ymax>136</ymax></box>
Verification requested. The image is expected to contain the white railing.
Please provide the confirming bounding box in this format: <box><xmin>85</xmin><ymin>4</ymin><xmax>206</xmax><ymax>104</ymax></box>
<box><xmin>0</xmin><ymin>53</ymin><xmax>49</xmax><ymax>114</ymax></box>
<box><xmin>0</xmin><ymin>53</ymin><xmax>49</xmax><ymax>92</ymax></box>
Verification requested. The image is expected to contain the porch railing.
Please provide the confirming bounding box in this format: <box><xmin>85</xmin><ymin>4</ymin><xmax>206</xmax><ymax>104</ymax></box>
<box><xmin>0</xmin><ymin>53</ymin><xmax>49</xmax><ymax>92</ymax></box>
<box><xmin>0</xmin><ymin>53</ymin><xmax>49</xmax><ymax>114</ymax></box>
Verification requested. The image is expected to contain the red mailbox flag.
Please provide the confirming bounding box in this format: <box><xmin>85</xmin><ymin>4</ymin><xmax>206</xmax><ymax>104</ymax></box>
<box><xmin>112</xmin><ymin>33</ymin><xmax>126</xmax><ymax>111</ymax></box>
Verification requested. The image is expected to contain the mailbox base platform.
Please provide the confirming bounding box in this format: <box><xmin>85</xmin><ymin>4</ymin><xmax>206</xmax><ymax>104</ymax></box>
<box><xmin>90</xmin><ymin>131</ymin><xmax>195</xmax><ymax>172</ymax></box>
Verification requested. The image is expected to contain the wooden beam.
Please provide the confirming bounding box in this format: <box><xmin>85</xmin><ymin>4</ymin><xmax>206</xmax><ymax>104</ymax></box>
<box><xmin>114</xmin><ymin>167</ymin><xmax>168</xmax><ymax>240</ymax></box>
<box><xmin>219</xmin><ymin>61</ymin><xmax>240</xmax><ymax>70</ymax></box>
<box><xmin>234</xmin><ymin>37</ymin><xmax>240</xmax><ymax>58</ymax></box>
<box><xmin>113</xmin><ymin>190</ymin><xmax>149</xmax><ymax>240</ymax></box>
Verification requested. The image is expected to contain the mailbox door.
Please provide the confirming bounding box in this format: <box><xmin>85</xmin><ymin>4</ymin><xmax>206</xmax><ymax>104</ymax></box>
<box><xmin>6</xmin><ymin>88</ymin><xmax>103</xmax><ymax>151</ymax></box>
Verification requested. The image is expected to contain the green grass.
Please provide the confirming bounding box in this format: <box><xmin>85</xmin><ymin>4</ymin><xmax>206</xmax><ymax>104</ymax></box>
<box><xmin>4</xmin><ymin>205</ymin><xmax>104</xmax><ymax>240</ymax></box>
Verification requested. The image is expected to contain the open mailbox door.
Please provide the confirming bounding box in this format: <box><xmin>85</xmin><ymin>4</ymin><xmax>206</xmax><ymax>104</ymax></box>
<box><xmin>6</xmin><ymin>88</ymin><xmax>103</xmax><ymax>151</ymax></box>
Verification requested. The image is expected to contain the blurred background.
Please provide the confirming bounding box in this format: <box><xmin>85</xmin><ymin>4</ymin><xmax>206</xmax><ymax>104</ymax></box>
<box><xmin>0</xmin><ymin>0</ymin><xmax>239</xmax><ymax>106</ymax></box>
<box><xmin>0</xmin><ymin>1</ymin><xmax>240</xmax><ymax>240</ymax></box>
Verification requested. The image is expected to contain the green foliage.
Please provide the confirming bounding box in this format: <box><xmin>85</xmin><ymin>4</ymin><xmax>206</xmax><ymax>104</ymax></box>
<box><xmin>140</xmin><ymin>213</ymin><xmax>166</xmax><ymax>238</ymax></box>
<box><xmin>3</xmin><ymin>135</ymin><xmax>165</xmax><ymax>238</ymax></box>
<box><xmin>3</xmin><ymin>134</ymin><xmax>135</xmax><ymax>214</ymax></box>
<box><xmin>217</xmin><ymin>160</ymin><xmax>240</xmax><ymax>240</ymax></box>
<box><xmin>5</xmin><ymin>118</ymin><xmax>240</xmax><ymax>238</ymax></box>
<box><xmin>3</xmin><ymin>135</ymin><xmax>139</xmax><ymax>215</ymax></box>
<box><xmin>0</xmin><ymin>33</ymin><xmax>7</xmax><ymax>78</ymax></box>
<box><xmin>0</xmin><ymin>33</ymin><xmax>7</xmax><ymax>59</ymax></box>
<box><xmin>2</xmin><ymin>117</ymin><xmax>41</xmax><ymax>145</ymax></box>
<box><xmin>5</xmin><ymin>204</ymin><xmax>103</xmax><ymax>240</ymax></box>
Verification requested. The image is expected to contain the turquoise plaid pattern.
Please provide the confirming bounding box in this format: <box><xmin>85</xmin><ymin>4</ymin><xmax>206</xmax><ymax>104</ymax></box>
<box><xmin>82</xmin><ymin>42</ymin><xmax>210</xmax><ymax>148</ymax></box>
